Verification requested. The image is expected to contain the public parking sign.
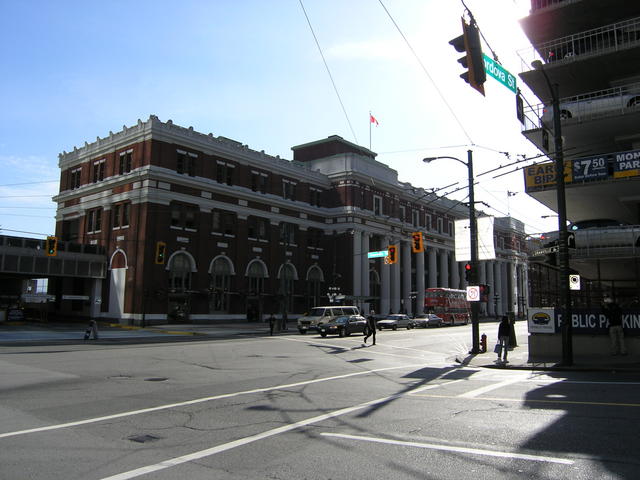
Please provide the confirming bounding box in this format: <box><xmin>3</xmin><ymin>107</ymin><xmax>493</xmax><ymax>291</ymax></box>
<box><xmin>466</xmin><ymin>286</ymin><xmax>480</xmax><ymax>302</ymax></box>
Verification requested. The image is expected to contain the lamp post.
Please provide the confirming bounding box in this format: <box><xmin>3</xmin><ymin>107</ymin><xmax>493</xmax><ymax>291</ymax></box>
<box><xmin>423</xmin><ymin>150</ymin><xmax>480</xmax><ymax>354</ymax></box>
<box><xmin>532</xmin><ymin>59</ymin><xmax>573</xmax><ymax>366</ymax></box>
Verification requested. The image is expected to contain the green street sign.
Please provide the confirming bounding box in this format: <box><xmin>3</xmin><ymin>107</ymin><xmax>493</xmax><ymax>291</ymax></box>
<box><xmin>483</xmin><ymin>54</ymin><xmax>517</xmax><ymax>93</ymax></box>
<box><xmin>367</xmin><ymin>250</ymin><xmax>387</xmax><ymax>259</ymax></box>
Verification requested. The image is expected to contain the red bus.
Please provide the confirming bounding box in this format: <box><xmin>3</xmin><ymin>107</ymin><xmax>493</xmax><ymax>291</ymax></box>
<box><xmin>424</xmin><ymin>288</ymin><xmax>470</xmax><ymax>326</ymax></box>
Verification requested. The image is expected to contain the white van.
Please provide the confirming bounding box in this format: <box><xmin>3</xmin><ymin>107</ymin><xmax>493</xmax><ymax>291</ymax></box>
<box><xmin>297</xmin><ymin>305</ymin><xmax>361</xmax><ymax>334</ymax></box>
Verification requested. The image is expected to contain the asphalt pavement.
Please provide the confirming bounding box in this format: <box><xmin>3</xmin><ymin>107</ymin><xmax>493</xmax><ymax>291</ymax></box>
<box><xmin>2</xmin><ymin>317</ymin><xmax>639</xmax><ymax>372</ymax></box>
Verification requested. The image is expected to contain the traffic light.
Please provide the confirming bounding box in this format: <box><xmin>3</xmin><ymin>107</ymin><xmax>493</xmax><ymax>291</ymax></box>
<box><xmin>387</xmin><ymin>244</ymin><xmax>398</xmax><ymax>264</ymax></box>
<box><xmin>411</xmin><ymin>231</ymin><xmax>424</xmax><ymax>253</ymax></box>
<box><xmin>45</xmin><ymin>236</ymin><xmax>58</xmax><ymax>256</ymax></box>
<box><xmin>449</xmin><ymin>17</ymin><xmax>486</xmax><ymax>96</ymax></box>
<box><xmin>464</xmin><ymin>262</ymin><xmax>473</xmax><ymax>282</ymax></box>
<box><xmin>155</xmin><ymin>241</ymin><xmax>167</xmax><ymax>265</ymax></box>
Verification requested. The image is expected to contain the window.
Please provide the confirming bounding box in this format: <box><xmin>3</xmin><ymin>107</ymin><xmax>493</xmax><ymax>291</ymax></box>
<box><xmin>310</xmin><ymin>187</ymin><xmax>322</xmax><ymax>207</ymax></box>
<box><xmin>248</xmin><ymin>216</ymin><xmax>269</xmax><ymax>240</ymax></box>
<box><xmin>283</xmin><ymin>179</ymin><xmax>297</xmax><ymax>201</ymax></box>
<box><xmin>251</xmin><ymin>171</ymin><xmax>268</xmax><ymax>193</ymax></box>
<box><xmin>210</xmin><ymin>257</ymin><xmax>232</xmax><ymax>312</ymax></box>
<box><xmin>169</xmin><ymin>253</ymin><xmax>192</xmax><ymax>291</ymax></box>
<box><xmin>119</xmin><ymin>150</ymin><xmax>132</xmax><ymax>174</ymax></box>
<box><xmin>373</xmin><ymin>195</ymin><xmax>383</xmax><ymax>216</ymax></box>
<box><xmin>92</xmin><ymin>159</ymin><xmax>105</xmax><ymax>183</ymax></box>
<box><xmin>70</xmin><ymin>168</ymin><xmax>81</xmax><ymax>190</ymax></box>
<box><xmin>86</xmin><ymin>208</ymin><xmax>102</xmax><ymax>233</ymax></box>
<box><xmin>217</xmin><ymin>162</ymin><xmax>234</xmax><ymax>185</ymax></box>
<box><xmin>177</xmin><ymin>150</ymin><xmax>196</xmax><ymax>176</ymax></box>
<box><xmin>426</xmin><ymin>213</ymin><xmax>432</xmax><ymax>230</ymax></box>
<box><xmin>437</xmin><ymin>218</ymin><xmax>443</xmax><ymax>234</ymax></box>
<box><xmin>412</xmin><ymin>210</ymin><xmax>419</xmax><ymax>226</ymax></box>
<box><xmin>247</xmin><ymin>260</ymin><xmax>267</xmax><ymax>295</ymax></box>
<box><xmin>212</xmin><ymin>210</ymin><xmax>235</xmax><ymax>235</ymax></box>
<box><xmin>170</xmin><ymin>203</ymin><xmax>198</xmax><ymax>230</ymax></box>
<box><xmin>307</xmin><ymin>228</ymin><xmax>323</xmax><ymax>249</ymax></box>
<box><xmin>112</xmin><ymin>203</ymin><xmax>130</xmax><ymax>229</ymax></box>
<box><xmin>448</xmin><ymin>220</ymin><xmax>453</xmax><ymax>236</ymax></box>
<box><xmin>400</xmin><ymin>205</ymin><xmax>406</xmax><ymax>222</ymax></box>
<box><xmin>280</xmin><ymin>222</ymin><xmax>296</xmax><ymax>245</ymax></box>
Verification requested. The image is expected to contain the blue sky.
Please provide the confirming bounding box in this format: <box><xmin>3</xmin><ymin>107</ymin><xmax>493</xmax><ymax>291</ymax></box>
<box><xmin>0</xmin><ymin>0</ymin><xmax>557</xmax><ymax>238</ymax></box>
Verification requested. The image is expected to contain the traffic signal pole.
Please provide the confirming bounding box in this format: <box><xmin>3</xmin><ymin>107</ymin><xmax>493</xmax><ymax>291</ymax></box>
<box><xmin>467</xmin><ymin>149</ymin><xmax>480</xmax><ymax>354</ymax></box>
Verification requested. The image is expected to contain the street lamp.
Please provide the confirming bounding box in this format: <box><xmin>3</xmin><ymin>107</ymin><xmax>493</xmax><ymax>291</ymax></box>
<box><xmin>532</xmin><ymin>59</ymin><xmax>573</xmax><ymax>366</ymax></box>
<box><xmin>423</xmin><ymin>150</ymin><xmax>480</xmax><ymax>354</ymax></box>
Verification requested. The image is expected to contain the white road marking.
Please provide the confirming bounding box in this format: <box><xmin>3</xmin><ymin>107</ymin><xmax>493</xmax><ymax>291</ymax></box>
<box><xmin>320</xmin><ymin>433</ymin><xmax>574</xmax><ymax>465</ymax></box>
<box><xmin>457</xmin><ymin>378</ymin><xmax>525</xmax><ymax>398</ymax></box>
<box><xmin>0</xmin><ymin>363</ymin><xmax>430</xmax><ymax>440</ymax></box>
<box><xmin>98</xmin><ymin>379</ymin><xmax>465</xmax><ymax>480</ymax></box>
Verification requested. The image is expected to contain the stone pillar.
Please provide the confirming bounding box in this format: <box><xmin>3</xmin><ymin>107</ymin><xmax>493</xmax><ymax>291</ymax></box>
<box><xmin>380</xmin><ymin>236</ymin><xmax>391</xmax><ymax>315</ymax></box>
<box><xmin>390</xmin><ymin>238</ymin><xmax>401</xmax><ymax>314</ymax></box>
<box><xmin>439</xmin><ymin>250</ymin><xmax>449</xmax><ymax>288</ymax></box>
<box><xmin>495</xmin><ymin>261</ymin><xmax>504</xmax><ymax>317</ymax></box>
<box><xmin>451</xmin><ymin>255</ymin><xmax>460</xmax><ymax>290</ymax></box>
<box><xmin>361</xmin><ymin>233</ymin><xmax>370</xmax><ymax>314</ymax></box>
<box><xmin>428</xmin><ymin>247</ymin><xmax>438</xmax><ymax>288</ymax></box>
<box><xmin>486</xmin><ymin>261</ymin><xmax>495</xmax><ymax>317</ymax></box>
<box><xmin>401</xmin><ymin>240</ymin><xmax>412</xmax><ymax>315</ymax></box>
<box><xmin>416</xmin><ymin>249</ymin><xmax>425</xmax><ymax>316</ymax></box>
<box><xmin>352</xmin><ymin>230</ymin><xmax>362</xmax><ymax>304</ymax></box>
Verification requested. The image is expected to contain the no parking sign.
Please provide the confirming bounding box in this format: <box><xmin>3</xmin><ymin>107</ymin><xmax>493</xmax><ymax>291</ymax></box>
<box><xmin>466</xmin><ymin>286</ymin><xmax>480</xmax><ymax>302</ymax></box>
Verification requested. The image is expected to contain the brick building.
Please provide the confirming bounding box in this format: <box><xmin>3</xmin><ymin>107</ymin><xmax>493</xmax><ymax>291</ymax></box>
<box><xmin>52</xmin><ymin>115</ymin><xmax>527</xmax><ymax>324</ymax></box>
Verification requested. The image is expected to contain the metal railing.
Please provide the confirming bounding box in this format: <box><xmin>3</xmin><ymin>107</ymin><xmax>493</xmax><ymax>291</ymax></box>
<box><xmin>522</xmin><ymin>81</ymin><xmax>640</xmax><ymax>131</ymax></box>
<box><xmin>517</xmin><ymin>16</ymin><xmax>640</xmax><ymax>71</ymax></box>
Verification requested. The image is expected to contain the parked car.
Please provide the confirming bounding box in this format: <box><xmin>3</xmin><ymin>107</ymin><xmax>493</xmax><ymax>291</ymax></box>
<box><xmin>318</xmin><ymin>315</ymin><xmax>367</xmax><ymax>337</ymax></box>
<box><xmin>297</xmin><ymin>305</ymin><xmax>361</xmax><ymax>334</ymax></box>
<box><xmin>376</xmin><ymin>314</ymin><xmax>414</xmax><ymax>331</ymax></box>
<box><xmin>412</xmin><ymin>313</ymin><xmax>444</xmax><ymax>328</ymax></box>
<box><xmin>541</xmin><ymin>91</ymin><xmax>640</xmax><ymax>123</ymax></box>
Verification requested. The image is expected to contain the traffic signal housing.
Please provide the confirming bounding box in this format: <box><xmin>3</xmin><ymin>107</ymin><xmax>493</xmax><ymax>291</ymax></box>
<box><xmin>464</xmin><ymin>262</ymin><xmax>473</xmax><ymax>282</ymax></box>
<box><xmin>45</xmin><ymin>236</ymin><xmax>58</xmax><ymax>256</ymax></box>
<box><xmin>449</xmin><ymin>18</ymin><xmax>486</xmax><ymax>96</ymax></box>
<box><xmin>387</xmin><ymin>244</ymin><xmax>398</xmax><ymax>264</ymax></box>
<box><xmin>411</xmin><ymin>231</ymin><xmax>424</xmax><ymax>253</ymax></box>
<box><xmin>155</xmin><ymin>241</ymin><xmax>167</xmax><ymax>265</ymax></box>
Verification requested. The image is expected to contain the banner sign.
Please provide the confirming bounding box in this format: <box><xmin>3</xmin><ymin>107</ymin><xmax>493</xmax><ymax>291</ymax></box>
<box><xmin>572</xmin><ymin>155</ymin><xmax>608</xmax><ymax>181</ymax></box>
<box><xmin>613</xmin><ymin>148</ymin><xmax>640</xmax><ymax>178</ymax></box>
<box><xmin>524</xmin><ymin>161</ymin><xmax>573</xmax><ymax>189</ymax></box>
<box><xmin>554</xmin><ymin>308</ymin><xmax>640</xmax><ymax>335</ymax></box>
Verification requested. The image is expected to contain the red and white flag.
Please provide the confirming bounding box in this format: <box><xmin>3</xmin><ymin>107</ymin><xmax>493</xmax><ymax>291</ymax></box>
<box><xmin>369</xmin><ymin>113</ymin><xmax>379</xmax><ymax>126</ymax></box>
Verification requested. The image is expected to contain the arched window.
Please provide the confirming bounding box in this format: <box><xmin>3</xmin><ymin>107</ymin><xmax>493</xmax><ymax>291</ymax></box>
<box><xmin>169</xmin><ymin>253</ymin><xmax>193</xmax><ymax>291</ymax></box>
<box><xmin>278</xmin><ymin>263</ymin><xmax>296</xmax><ymax>312</ymax></box>
<box><xmin>246</xmin><ymin>259</ymin><xmax>268</xmax><ymax>295</ymax></box>
<box><xmin>306</xmin><ymin>265</ymin><xmax>324</xmax><ymax>309</ymax></box>
<box><xmin>209</xmin><ymin>256</ymin><xmax>234</xmax><ymax>312</ymax></box>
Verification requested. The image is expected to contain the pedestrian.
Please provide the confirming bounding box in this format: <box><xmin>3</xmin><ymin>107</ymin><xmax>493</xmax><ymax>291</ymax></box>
<box><xmin>364</xmin><ymin>310</ymin><xmax>377</xmax><ymax>345</ymax></box>
<box><xmin>496</xmin><ymin>315</ymin><xmax>510</xmax><ymax>363</ymax></box>
<box><xmin>268</xmin><ymin>313</ymin><xmax>276</xmax><ymax>336</ymax></box>
<box><xmin>84</xmin><ymin>319</ymin><xmax>99</xmax><ymax>340</ymax></box>
<box><xmin>603</xmin><ymin>296</ymin><xmax>626</xmax><ymax>355</ymax></box>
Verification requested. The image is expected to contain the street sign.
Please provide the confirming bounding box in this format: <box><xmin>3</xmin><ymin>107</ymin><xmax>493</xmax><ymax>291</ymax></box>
<box><xmin>532</xmin><ymin>245</ymin><xmax>559</xmax><ymax>256</ymax></box>
<box><xmin>367</xmin><ymin>250</ymin><xmax>388</xmax><ymax>258</ymax></box>
<box><xmin>483</xmin><ymin>54</ymin><xmax>517</xmax><ymax>93</ymax></box>
<box><xmin>466</xmin><ymin>286</ymin><xmax>480</xmax><ymax>302</ymax></box>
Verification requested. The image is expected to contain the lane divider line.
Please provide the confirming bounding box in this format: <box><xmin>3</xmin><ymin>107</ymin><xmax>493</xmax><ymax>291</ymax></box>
<box><xmin>320</xmin><ymin>433</ymin><xmax>574</xmax><ymax>465</ymax></box>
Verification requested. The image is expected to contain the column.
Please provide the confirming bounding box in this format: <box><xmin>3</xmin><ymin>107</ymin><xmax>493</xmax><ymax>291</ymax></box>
<box><xmin>361</xmin><ymin>233</ymin><xmax>370</xmax><ymax>314</ymax></box>
<box><xmin>439</xmin><ymin>250</ymin><xmax>449</xmax><ymax>288</ymax></box>
<box><xmin>352</xmin><ymin>230</ymin><xmax>362</xmax><ymax>305</ymax></box>
<box><xmin>508</xmin><ymin>261</ymin><xmax>516</xmax><ymax>314</ymax></box>
<box><xmin>486</xmin><ymin>261</ymin><xmax>495</xmax><ymax>317</ymax></box>
<box><xmin>391</xmin><ymin>238</ymin><xmax>401</xmax><ymax>313</ymax></box>
<box><xmin>380</xmin><ymin>236</ymin><xmax>391</xmax><ymax>315</ymax></box>
<box><xmin>428</xmin><ymin>248</ymin><xmax>437</xmax><ymax>288</ymax></box>
<box><xmin>450</xmin><ymin>255</ymin><xmax>460</xmax><ymax>290</ymax></box>
<box><xmin>500</xmin><ymin>261</ymin><xmax>509</xmax><ymax>316</ymax></box>
<box><xmin>495</xmin><ymin>261</ymin><xmax>503</xmax><ymax>317</ymax></box>
<box><xmin>479</xmin><ymin>261</ymin><xmax>487</xmax><ymax>316</ymax></box>
<box><xmin>416</xmin><ymin>249</ymin><xmax>425</xmax><ymax>315</ymax></box>
<box><xmin>401</xmin><ymin>240</ymin><xmax>411</xmax><ymax>315</ymax></box>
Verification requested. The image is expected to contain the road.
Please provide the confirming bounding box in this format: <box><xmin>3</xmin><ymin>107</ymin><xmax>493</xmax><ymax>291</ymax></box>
<box><xmin>1</xmin><ymin>322</ymin><xmax>639</xmax><ymax>479</ymax></box>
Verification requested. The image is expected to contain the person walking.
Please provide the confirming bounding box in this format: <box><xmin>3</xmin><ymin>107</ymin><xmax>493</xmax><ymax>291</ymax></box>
<box><xmin>363</xmin><ymin>310</ymin><xmax>377</xmax><ymax>345</ymax></box>
<box><xmin>603</xmin><ymin>296</ymin><xmax>626</xmax><ymax>355</ymax></box>
<box><xmin>268</xmin><ymin>313</ymin><xmax>276</xmax><ymax>336</ymax></box>
<box><xmin>496</xmin><ymin>316</ymin><xmax>510</xmax><ymax>363</ymax></box>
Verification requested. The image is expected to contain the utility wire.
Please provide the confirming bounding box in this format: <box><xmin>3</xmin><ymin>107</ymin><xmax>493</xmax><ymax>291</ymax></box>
<box><xmin>298</xmin><ymin>0</ymin><xmax>358</xmax><ymax>144</ymax></box>
<box><xmin>378</xmin><ymin>0</ymin><xmax>475</xmax><ymax>145</ymax></box>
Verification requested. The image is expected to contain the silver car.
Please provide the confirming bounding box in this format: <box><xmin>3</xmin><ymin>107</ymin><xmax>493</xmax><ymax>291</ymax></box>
<box><xmin>376</xmin><ymin>314</ymin><xmax>414</xmax><ymax>331</ymax></box>
<box><xmin>412</xmin><ymin>314</ymin><xmax>444</xmax><ymax>328</ymax></box>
